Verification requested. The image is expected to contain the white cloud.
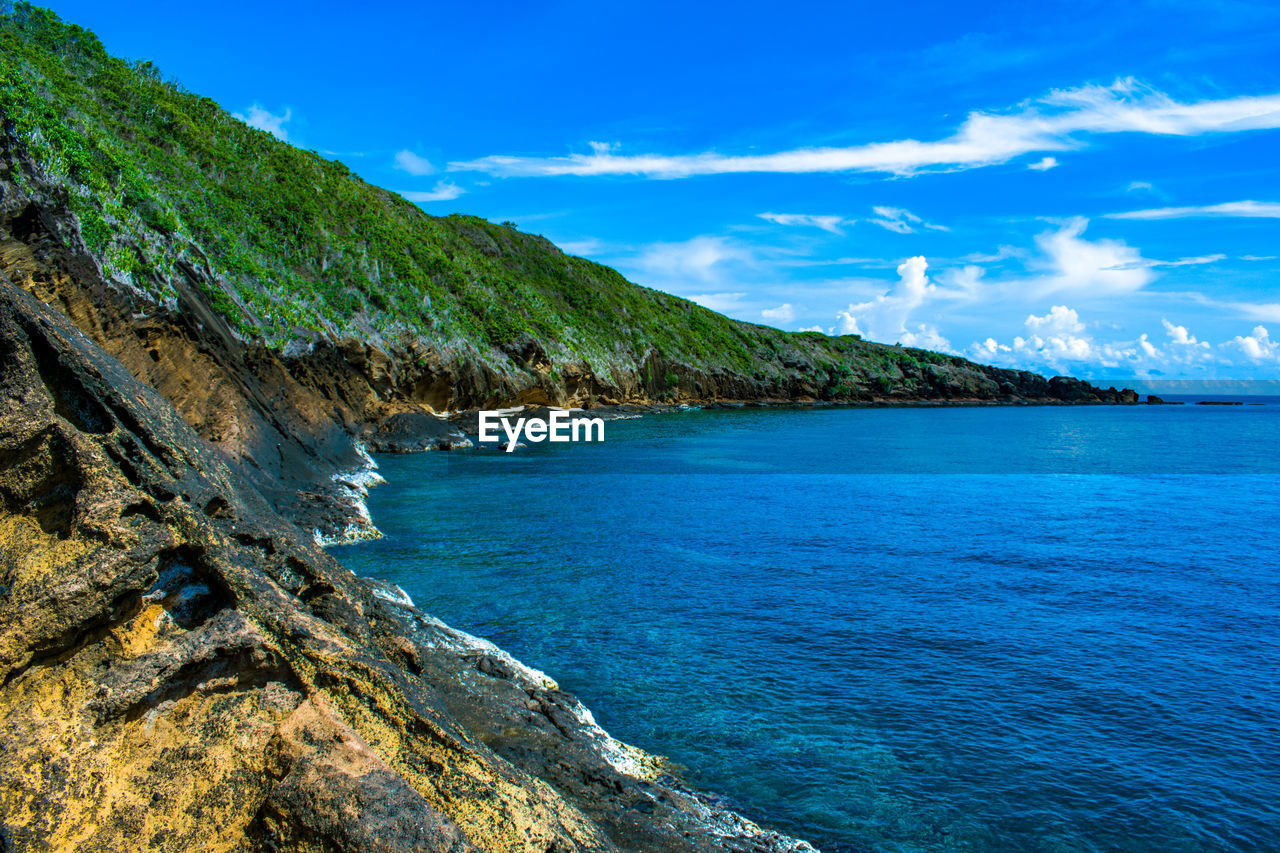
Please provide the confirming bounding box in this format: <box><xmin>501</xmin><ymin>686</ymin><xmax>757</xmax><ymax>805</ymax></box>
<box><xmin>1106</xmin><ymin>200</ymin><xmax>1280</xmax><ymax>220</ymax></box>
<box><xmin>868</xmin><ymin>206</ymin><xmax>948</xmax><ymax>234</ymax></box>
<box><xmin>757</xmin><ymin>212</ymin><xmax>850</xmax><ymax>234</ymax></box>
<box><xmin>1003</xmin><ymin>306</ymin><xmax>1100</xmax><ymax>367</ymax></box>
<box><xmin>972</xmin><ymin>337</ymin><xmax>1011</xmax><ymax>360</ymax></box>
<box><xmin>394</xmin><ymin>149</ymin><xmax>436</xmax><ymax>176</ymax></box>
<box><xmin>451</xmin><ymin>79</ymin><xmax>1280</xmax><ymax>179</ymax></box>
<box><xmin>632</xmin><ymin>235</ymin><xmax>753</xmax><ymax>286</ymax></box>
<box><xmin>798</xmin><ymin>325</ymin><xmax>826</xmax><ymax>334</ymax></box>
<box><xmin>684</xmin><ymin>292</ymin><xmax>748</xmax><ymax>312</ymax></box>
<box><xmin>1162</xmin><ymin>318</ymin><xmax>1209</xmax><ymax>348</ymax></box>
<box><xmin>1028</xmin><ymin>218</ymin><xmax>1154</xmax><ymax>297</ymax></box>
<box><xmin>1229</xmin><ymin>326</ymin><xmax>1279</xmax><ymax>361</ymax></box>
<box><xmin>761</xmin><ymin>303</ymin><xmax>796</xmax><ymax>324</ymax></box>
<box><xmin>969</xmin><ymin>310</ymin><xmax>1225</xmax><ymax>373</ymax></box>
<box><xmin>1026</xmin><ymin>304</ymin><xmax>1085</xmax><ymax>334</ymax></box>
<box><xmin>1106</xmin><ymin>253</ymin><xmax>1226</xmax><ymax>270</ymax></box>
<box><xmin>233</xmin><ymin>104</ymin><xmax>292</xmax><ymax>142</ymax></box>
<box><xmin>555</xmin><ymin>238</ymin><xmax>603</xmax><ymax>257</ymax></box>
<box><xmin>837</xmin><ymin>256</ymin><xmax>939</xmax><ymax>343</ymax></box>
<box><xmin>400</xmin><ymin>181</ymin><xmax>466</xmax><ymax>202</ymax></box>
<box><xmin>960</xmin><ymin>245</ymin><xmax>1023</xmax><ymax>264</ymax></box>
<box><xmin>1159</xmin><ymin>254</ymin><xmax>1227</xmax><ymax>267</ymax></box>
<box><xmin>1028</xmin><ymin>156</ymin><xmax>1059</xmax><ymax>170</ymax></box>
<box><xmin>899</xmin><ymin>324</ymin><xmax>953</xmax><ymax>352</ymax></box>
<box><xmin>974</xmin><ymin>307</ymin><xmax>1113</xmax><ymax>369</ymax></box>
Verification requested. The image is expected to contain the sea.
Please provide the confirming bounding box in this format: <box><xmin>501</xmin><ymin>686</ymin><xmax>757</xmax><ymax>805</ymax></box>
<box><xmin>332</xmin><ymin>397</ymin><xmax>1280</xmax><ymax>852</ymax></box>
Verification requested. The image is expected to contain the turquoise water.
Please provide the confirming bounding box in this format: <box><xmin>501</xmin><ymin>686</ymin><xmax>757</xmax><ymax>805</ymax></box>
<box><xmin>333</xmin><ymin>402</ymin><xmax>1280</xmax><ymax>852</ymax></box>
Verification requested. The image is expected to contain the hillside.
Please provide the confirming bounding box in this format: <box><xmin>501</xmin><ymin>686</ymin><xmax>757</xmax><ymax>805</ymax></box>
<box><xmin>0</xmin><ymin>5</ymin><xmax>1134</xmax><ymax>398</ymax></box>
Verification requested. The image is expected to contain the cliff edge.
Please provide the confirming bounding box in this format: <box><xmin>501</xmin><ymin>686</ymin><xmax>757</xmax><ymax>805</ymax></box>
<box><xmin>0</xmin><ymin>280</ymin><xmax>815</xmax><ymax>851</ymax></box>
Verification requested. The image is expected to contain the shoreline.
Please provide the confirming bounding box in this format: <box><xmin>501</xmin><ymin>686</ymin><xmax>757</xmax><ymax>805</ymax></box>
<box><xmin>0</xmin><ymin>281</ymin><xmax>827</xmax><ymax>851</ymax></box>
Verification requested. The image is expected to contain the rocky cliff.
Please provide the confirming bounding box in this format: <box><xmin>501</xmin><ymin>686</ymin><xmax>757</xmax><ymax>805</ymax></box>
<box><xmin>0</xmin><ymin>280</ymin><xmax>819</xmax><ymax>852</ymax></box>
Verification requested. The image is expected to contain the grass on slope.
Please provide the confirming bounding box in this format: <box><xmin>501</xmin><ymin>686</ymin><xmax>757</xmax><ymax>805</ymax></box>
<box><xmin>0</xmin><ymin>3</ymin><xmax>966</xmax><ymax>389</ymax></box>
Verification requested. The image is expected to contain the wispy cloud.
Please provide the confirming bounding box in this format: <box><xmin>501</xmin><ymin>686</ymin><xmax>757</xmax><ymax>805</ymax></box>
<box><xmin>869</xmin><ymin>206</ymin><xmax>949</xmax><ymax>234</ymax></box>
<box><xmin>757</xmin><ymin>212</ymin><xmax>850</xmax><ymax>234</ymax></box>
<box><xmin>555</xmin><ymin>237</ymin><xmax>603</xmax><ymax>257</ymax></box>
<box><xmin>1028</xmin><ymin>156</ymin><xmax>1059</xmax><ymax>171</ymax></box>
<box><xmin>399</xmin><ymin>181</ymin><xmax>466</xmax><ymax>203</ymax></box>
<box><xmin>1105</xmin><ymin>200</ymin><xmax>1280</xmax><ymax>219</ymax></box>
<box><xmin>450</xmin><ymin>79</ymin><xmax>1280</xmax><ymax>179</ymax></box>
<box><xmin>394</xmin><ymin>149</ymin><xmax>436</xmax><ymax>176</ymax></box>
<box><xmin>1106</xmin><ymin>253</ymin><xmax>1227</xmax><ymax>270</ymax></box>
<box><xmin>233</xmin><ymin>104</ymin><xmax>292</xmax><ymax>142</ymax></box>
<box><xmin>685</xmin><ymin>292</ymin><xmax>748</xmax><ymax>312</ymax></box>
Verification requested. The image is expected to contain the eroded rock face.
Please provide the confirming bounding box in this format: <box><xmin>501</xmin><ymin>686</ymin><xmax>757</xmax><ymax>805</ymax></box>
<box><xmin>0</xmin><ymin>281</ymin><xmax>818</xmax><ymax>851</ymax></box>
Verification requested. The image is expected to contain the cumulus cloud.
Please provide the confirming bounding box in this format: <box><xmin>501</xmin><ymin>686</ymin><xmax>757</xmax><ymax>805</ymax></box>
<box><xmin>1106</xmin><ymin>200</ymin><xmax>1280</xmax><ymax>220</ymax></box>
<box><xmin>836</xmin><ymin>256</ymin><xmax>947</xmax><ymax>345</ymax></box>
<box><xmin>399</xmin><ymin>181</ymin><xmax>466</xmax><ymax>202</ymax></box>
<box><xmin>757</xmin><ymin>212</ymin><xmax>850</xmax><ymax>234</ymax></box>
<box><xmin>970</xmin><ymin>310</ymin><xmax>1223</xmax><ymax>373</ymax></box>
<box><xmin>761</xmin><ymin>303</ymin><xmax>796</xmax><ymax>324</ymax></box>
<box><xmin>899</xmin><ymin>324</ymin><xmax>953</xmax><ymax>351</ymax></box>
<box><xmin>1028</xmin><ymin>156</ymin><xmax>1059</xmax><ymax>171</ymax></box>
<box><xmin>868</xmin><ymin>207</ymin><xmax>948</xmax><ymax>234</ymax></box>
<box><xmin>233</xmin><ymin>104</ymin><xmax>292</xmax><ymax>141</ymax></box>
<box><xmin>1010</xmin><ymin>305</ymin><xmax>1096</xmax><ymax>365</ymax></box>
<box><xmin>1229</xmin><ymin>326</ymin><xmax>1279</xmax><ymax>361</ymax></box>
<box><xmin>1028</xmin><ymin>218</ymin><xmax>1154</xmax><ymax>297</ymax></box>
<box><xmin>1162</xmin><ymin>318</ymin><xmax>1208</xmax><ymax>348</ymax></box>
<box><xmin>451</xmin><ymin>79</ymin><xmax>1280</xmax><ymax>179</ymax></box>
<box><xmin>394</xmin><ymin>149</ymin><xmax>436</xmax><ymax>176</ymax></box>
<box><xmin>1026</xmin><ymin>304</ymin><xmax>1085</xmax><ymax>334</ymax></box>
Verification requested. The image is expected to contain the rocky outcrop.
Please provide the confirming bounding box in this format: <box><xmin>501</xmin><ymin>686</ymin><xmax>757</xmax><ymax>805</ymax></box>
<box><xmin>0</xmin><ymin>280</ymin><xmax>818</xmax><ymax>851</ymax></box>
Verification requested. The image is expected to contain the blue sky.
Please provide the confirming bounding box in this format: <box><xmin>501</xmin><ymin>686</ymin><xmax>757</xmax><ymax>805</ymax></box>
<box><xmin>45</xmin><ymin>0</ymin><xmax>1280</xmax><ymax>379</ymax></box>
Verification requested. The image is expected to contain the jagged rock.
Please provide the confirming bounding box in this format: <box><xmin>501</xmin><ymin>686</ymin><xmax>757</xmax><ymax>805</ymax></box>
<box><xmin>367</xmin><ymin>411</ymin><xmax>472</xmax><ymax>454</ymax></box>
<box><xmin>0</xmin><ymin>280</ymin><xmax>819</xmax><ymax>851</ymax></box>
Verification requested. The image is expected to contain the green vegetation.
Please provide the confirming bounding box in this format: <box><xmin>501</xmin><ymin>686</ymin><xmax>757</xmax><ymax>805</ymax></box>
<box><xmin>0</xmin><ymin>4</ymin><xmax>1001</xmax><ymax>397</ymax></box>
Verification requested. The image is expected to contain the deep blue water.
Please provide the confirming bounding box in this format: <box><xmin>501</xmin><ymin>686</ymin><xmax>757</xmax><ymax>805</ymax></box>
<box><xmin>333</xmin><ymin>402</ymin><xmax>1280</xmax><ymax>852</ymax></box>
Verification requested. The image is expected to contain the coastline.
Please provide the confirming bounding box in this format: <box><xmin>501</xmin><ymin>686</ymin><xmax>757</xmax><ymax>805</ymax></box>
<box><xmin>318</xmin><ymin>392</ymin><xmax>1147</xmax><ymax>546</ymax></box>
<box><xmin>0</xmin><ymin>279</ymin><xmax>824</xmax><ymax>851</ymax></box>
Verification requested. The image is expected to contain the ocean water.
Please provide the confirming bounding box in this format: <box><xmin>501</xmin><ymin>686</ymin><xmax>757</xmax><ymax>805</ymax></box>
<box><xmin>333</xmin><ymin>401</ymin><xmax>1280</xmax><ymax>852</ymax></box>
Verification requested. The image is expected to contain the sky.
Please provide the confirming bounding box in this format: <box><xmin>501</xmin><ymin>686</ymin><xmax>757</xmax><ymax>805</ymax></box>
<box><xmin>42</xmin><ymin>0</ymin><xmax>1280</xmax><ymax>379</ymax></box>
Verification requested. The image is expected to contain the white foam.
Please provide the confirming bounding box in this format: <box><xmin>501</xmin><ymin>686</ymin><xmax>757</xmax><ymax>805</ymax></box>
<box><xmin>317</xmin><ymin>443</ymin><xmax>387</xmax><ymax>546</ymax></box>
<box><xmin>371</xmin><ymin>584</ymin><xmax>415</xmax><ymax>608</ymax></box>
